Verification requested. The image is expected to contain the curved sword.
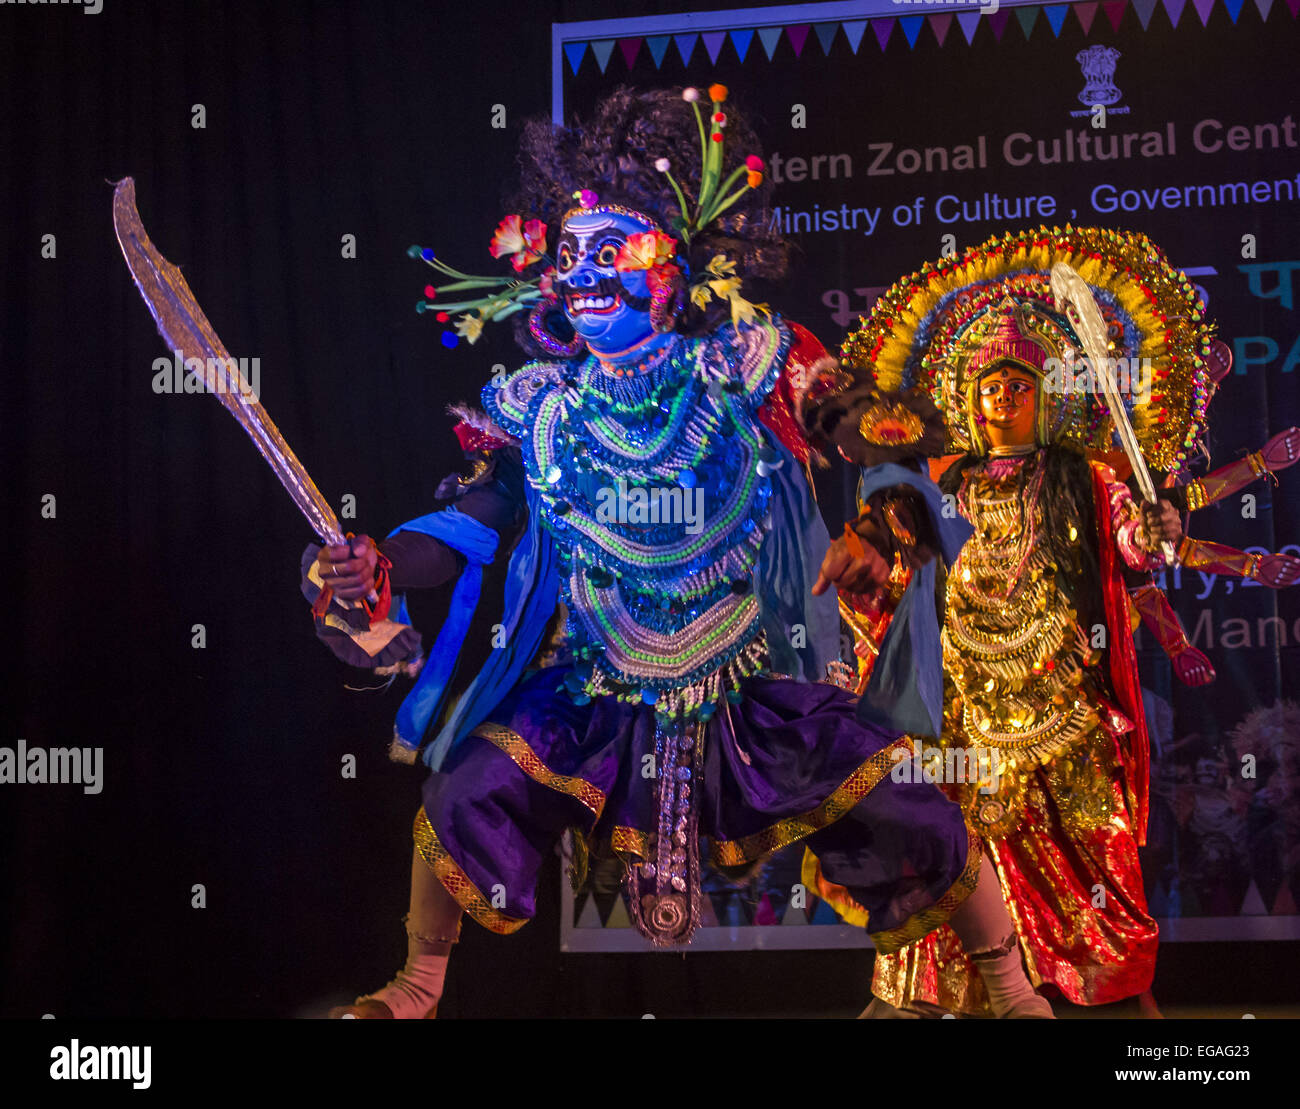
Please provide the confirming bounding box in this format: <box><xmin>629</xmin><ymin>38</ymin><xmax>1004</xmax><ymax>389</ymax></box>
<box><xmin>1050</xmin><ymin>261</ymin><xmax>1176</xmax><ymax>565</ymax></box>
<box><xmin>113</xmin><ymin>176</ymin><xmax>349</xmax><ymax>553</ymax></box>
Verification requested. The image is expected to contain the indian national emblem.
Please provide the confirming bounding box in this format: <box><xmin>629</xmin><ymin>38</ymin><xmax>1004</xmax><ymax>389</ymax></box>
<box><xmin>1071</xmin><ymin>45</ymin><xmax>1128</xmax><ymax>117</ymax></box>
<box><xmin>1077</xmin><ymin>45</ymin><xmax>1122</xmax><ymax>107</ymax></box>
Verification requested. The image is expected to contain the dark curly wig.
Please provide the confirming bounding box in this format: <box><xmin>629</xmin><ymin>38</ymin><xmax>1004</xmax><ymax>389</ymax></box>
<box><xmin>505</xmin><ymin>85</ymin><xmax>792</xmax><ymax>356</ymax></box>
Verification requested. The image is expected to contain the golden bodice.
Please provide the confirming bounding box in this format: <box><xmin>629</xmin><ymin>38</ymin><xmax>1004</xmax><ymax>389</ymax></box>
<box><xmin>941</xmin><ymin>454</ymin><xmax>1115</xmax><ymax>838</ymax></box>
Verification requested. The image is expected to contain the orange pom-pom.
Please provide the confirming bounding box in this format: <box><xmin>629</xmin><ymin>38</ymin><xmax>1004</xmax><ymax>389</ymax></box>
<box><xmin>746</xmin><ymin>171</ymin><xmax>762</xmax><ymax>188</ymax></box>
<box><xmin>708</xmin><ymin>83</ymin><xmax>728</xmax><ymax>102</ymax></box>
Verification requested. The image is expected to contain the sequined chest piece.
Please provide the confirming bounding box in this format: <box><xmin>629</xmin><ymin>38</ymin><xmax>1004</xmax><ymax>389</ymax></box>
<box><xmin>484</xmin><ymin>320</ymin><xmax>790</xmax><ymax>944</ymax></box>
<box><xmin>943</xmin><ymin>454</ymin><xmax>1104</xmax><ymax>837</ymax></box>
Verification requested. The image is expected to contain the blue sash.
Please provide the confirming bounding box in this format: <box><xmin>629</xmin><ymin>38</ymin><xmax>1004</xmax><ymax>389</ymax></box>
<box><xmin>388</xmin><ymin>507</ymin><xmax>499</xmax><ymax>762</ymax></box>
<box><xmin>855</xmin><ymin>463</ymin><xmax>972</xmax><ymax>738</ymax></box>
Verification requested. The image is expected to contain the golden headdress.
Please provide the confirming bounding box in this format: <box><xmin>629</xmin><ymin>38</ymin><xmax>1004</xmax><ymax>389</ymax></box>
<box><xmin>840</xmin><ymin>226</ymin><xmax>1214</xmax><ymax>474</ymax></box>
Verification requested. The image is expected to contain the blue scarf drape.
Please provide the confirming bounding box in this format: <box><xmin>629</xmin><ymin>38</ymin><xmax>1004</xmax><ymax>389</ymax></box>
<box><xmin>854</xmin><ymin>463</ymin><xmax>972</xmax><ymax>739</ymax></box>
<box><xmin>387</xmin><ymin>506</ymin><xmax>499</xmax><ymax>763</ymax></box>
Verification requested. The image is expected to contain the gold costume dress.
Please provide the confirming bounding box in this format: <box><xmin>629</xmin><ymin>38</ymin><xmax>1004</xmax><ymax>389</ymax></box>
<box><xmin>871</xmin><ymin>448</ymin><xmax>1161</xmax><ymax>1012</ymax></box>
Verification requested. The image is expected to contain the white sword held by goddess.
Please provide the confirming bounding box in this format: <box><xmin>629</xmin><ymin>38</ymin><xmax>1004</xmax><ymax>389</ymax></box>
<box><xmin>112</xmin><ymin>176</ymin><xmax>378</xmax><ymax>602</ymax></box>
<box><xmin>1050</xmin><ymin>261</ymin><xmax>1177</xmax><ymax>565</ymax></box>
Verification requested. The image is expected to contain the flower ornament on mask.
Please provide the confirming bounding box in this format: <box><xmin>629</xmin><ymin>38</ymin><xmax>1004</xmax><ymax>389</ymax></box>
<box><xmin>408</xmin><ymin>81</ymin><xmax>775</xmax><ymax>356</ymax></box>
<box><xmin>489</xmin><ymin>215</ymin><xmax>547</xmax><ymax>272</ymax></box>
<box><xmin>613</xmin><ymin>230</ymin><xmax>684</xmax><ymax>334</ymax></box>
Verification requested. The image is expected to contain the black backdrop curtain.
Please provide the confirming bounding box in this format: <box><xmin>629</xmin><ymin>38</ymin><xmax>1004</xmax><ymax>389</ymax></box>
<box><xmin>3</xmin><ymin>0</ymin><xmax>1295</xmax><ymax>1017</ymax></box>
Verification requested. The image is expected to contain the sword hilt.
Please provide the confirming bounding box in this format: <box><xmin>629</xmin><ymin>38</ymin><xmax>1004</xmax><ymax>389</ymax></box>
<box><xmin>322</xmin><ymin>531</ymin><xmax>380</xmax><ymax>608</ymax></box>
<box><xmin>343</xmin><ymin>532</ymin><xmax>381</xmax><ymax>607</ymax></box>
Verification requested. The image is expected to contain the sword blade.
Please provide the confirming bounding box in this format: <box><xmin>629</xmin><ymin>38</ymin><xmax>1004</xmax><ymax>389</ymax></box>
<box><xmin>1050</xmin><ymin>263</ymin><xmax>1174</xmax><ymax>563</ymax></box>
<box><xmin>112</xmin><ymin>177</ymin><xmax>345</xmax><ymax>547</ymax></box>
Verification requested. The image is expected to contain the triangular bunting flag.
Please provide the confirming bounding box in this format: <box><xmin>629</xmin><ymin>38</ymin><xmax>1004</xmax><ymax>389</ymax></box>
<box><xmin>1286</xmin><ymin>0</ymin><xmax>1299</xmax><ymax>17</ymax></box>
<box><xmin>781</xmin><ymin>899</ymin><xmax>810</xmax><ymax>926</ymax></box>
<box><xmin>715</xmin><ymin>892</ymin><xmax>748</xmax><ymax>927</ymax></box>
<box><xmin>1223</xmin><ymin>0</ymin><xmax>1246</xmax><ymax>19</ymax></box>
<box><xmin>592</xmin><ymin>887</ymin><xmax>620</xmax><ymax>924</ymax></box>
<box><xmin>646</xmin><ymin>34</ymin><xmax>672</xmax><ymax>68</ymax></box>
<box><xmin>1253</xmin><ymin>0</ymin><xmax>1274</xmax><ymax>20</ymax></box>
<box><xmin>928</xmin><ymin>12</ymin><xmax>954</xmax><ymax>44</ymax></box>
<box><xmin>1240</xmin><ymin>880</ymin><xmax>1268</xmax><ymax>915</ymax></box>
<box><xmin>755</xmin><ymin>893</ymin><xmax>778</xmax><ymax>926</ymax></box>
<box><xmin>1162</xmin><ymin>0</ymin><xmax>1188</xmax><ymax>26</ymax></box>
<box><xmin>729</xmin><ymin>28</ymin><xmax>754</xmax><ymax>62</ymax></box>
<box><xmin>957</xmin><ymin>10</ymin><xmax>982</xmax><ymax>41</ymax></box>
<box><xmin>899</xmin><ymin>15</ymin><xmax>925</xmax><ymax>47</ymax></box>
<box><xmin>811</xmin><ymin>898</ymin><xmax>841</xmax><ymax>924</ymax></box>
<box><xmin>787</xmin><ymin>23</ymin><xmax>812</xmax><ymax>56</ymax></box>
<box><xmin>575</xmin><ymin>893</ymin><xmax>602</xmax><ymax>929</ymax></box>
<box><xmin>757</xmin><ymin>26</ymin><xmax>783</xmax><ymax>59</ymax></box>
<box><xmin>1132</xmin><ymin>0</ymin><xmax>1161</xmax><ymax>26</ymax></box>
<box><xmin>1273</xmin><ymin>883</ymin><xmax>1298</xmax><ymax>915</ymax></box>
<box><xmin>1074</xmin><ymin>2</ymin><xmax>1100</xmax><ymax>33</ymax></box>
<box><xmin>1146</xmin><ymin>883</ymin><xmax>1171</xmax><ymax>917</ymax></box>
<box><xmin>1103</xmin><ymin>0</ymin><xmax>1127</xmax><ymax>29</ymax></box>
<box><xmin>842</xmin><ymin>18</ymin><xmax>869</xmax><ymax>52</ymax></box>
<box><xmin>814</xmin><ymin>20</ymin><xmax>839</xmax><ymax>54</ymax></box>
<box><xmin>618</xmin><ymin>38</ymin><xmax>642</xmax><ymax>70</ymax></box>
<box><xmin>590</xmin><ymin>39</ymin><xmax>616</xmax><ymax>74</ymax></box>
<box><xmin>605</xmin><ymin>894</ymin><xmax>633</xmax><ymax>928</ymax></box>
<box><xmin>563</xmin><ymin>41</ymin><xmax>587</xmax><ymax>75</ymax></box>
<box><xmin>673</xmin><ymin>32</ymin><xmax>697</xmax><ymax>65</ymax></box>
<box><xmin>873</xmin><ymin>17</ymin><xmax>895</xmax><ymax>49</ymax></box>
<box><xmin>702</xmin><ymin>30</ymin><xmax>727</xmax><ymax>63</ymax></box>
<box><xmin>1192</xmin><ymin>0</ymin><xmax>1216</xmax><ymax>22</ymax></box>
<box><xmin>1044</xmin><ymin>4</ymin><xmax>1072</xmax><ymax>33</ymax></box>
<box><xmin>1015</xmin><ymin>5</ymin><xmax>1041</xmax><ymax>37</ymax></box>
<box><xmin>989</xmin><ymin>9</ymin><xmax>1013</xmax><ymax>37</ymax></box>
<box><xmin>697</xmin><ymin>892</ymin><xmax>720</xmax><ymax>927</ymax></box>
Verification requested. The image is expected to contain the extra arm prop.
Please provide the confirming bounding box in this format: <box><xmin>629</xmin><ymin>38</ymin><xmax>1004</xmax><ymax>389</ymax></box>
<box><xmin>1128</xmin><ymin>582</ymin><xmax>1215</xmax><ymax>686</ymax></box>
<box><xmin>1182</xmin><ymin>428</ymin><xmax>1300</xmax><ymax>511</ymax></box>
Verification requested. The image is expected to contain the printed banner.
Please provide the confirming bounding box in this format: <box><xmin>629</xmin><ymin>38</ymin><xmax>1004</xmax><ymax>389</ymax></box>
<box><xmin>556</xmin><ymin>0</ymin><xmax>1300</xmax><ymax>950</ymax></box>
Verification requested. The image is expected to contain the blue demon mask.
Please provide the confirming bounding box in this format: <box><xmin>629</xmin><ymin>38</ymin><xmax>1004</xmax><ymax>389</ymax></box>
<box><xmin>555</xmin><ymin>209</ymin><xmax>663</xmax><ymax>355</ymax></box>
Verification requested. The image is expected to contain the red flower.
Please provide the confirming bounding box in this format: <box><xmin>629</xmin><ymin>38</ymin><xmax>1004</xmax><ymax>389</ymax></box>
<box><xmin>613</xmin><ymin>230</ymin><xmax>677</xmax><ymax>272</ymax></box>
<box><xmin>646</xmin><ymin>262</ymin><xmax>681</xmax><ymax>295</ymax></box>
<box><xmin>489</xmin><ymin>214</ymin><xmax>547</xmax><ymax>271</ymax></box>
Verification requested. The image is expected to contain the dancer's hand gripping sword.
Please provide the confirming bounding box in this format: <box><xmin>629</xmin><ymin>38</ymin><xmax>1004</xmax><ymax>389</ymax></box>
<box><xmin>112</xmin><ymin>177</ymin><xmax>377</xmax><ymax>603</ymax></box>
<box><xmin>1050</xmin><ymin>261</ymin><xmax>1176</xmax><ymax>565</ymax></box>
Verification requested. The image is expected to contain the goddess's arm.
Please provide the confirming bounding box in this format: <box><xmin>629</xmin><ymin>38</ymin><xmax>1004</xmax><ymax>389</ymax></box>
<box><xmin>793</xmin><ymin>342</ymin><xmax>967</xmax><ymax>706</ymax></box>
<box><xmin>762</xmin><ymin>322</ymin><xmax>942</xmax><ymax>593</ymax></box>
<box><xmin>1175</xmin><ymin>536</ymin><xmax>1300</xmax><ymax>589</ymax></box>
<box><xmin>1103</xmin><ymin>467</ymin><xmax>1170</xmax><ymax>572</ymax></box>
<box><xmin>1127</xmin><ymin>582</ymin><xmax>1216</xmax><ymax>687</ymax></box>
<box><xmin>1181</xmin><ymin>427</ymin><xmax>1300</xmax><ymax>511</ymax></box>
